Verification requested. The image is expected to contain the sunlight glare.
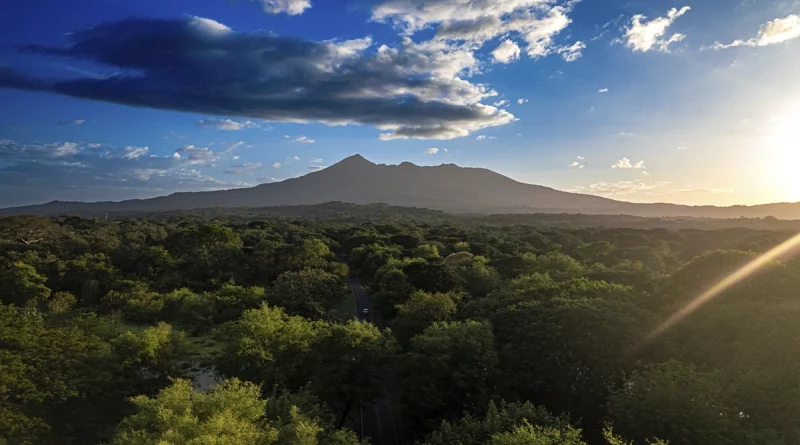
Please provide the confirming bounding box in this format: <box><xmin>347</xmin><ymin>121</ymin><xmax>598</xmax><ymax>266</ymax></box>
<box><xmin>643</xmin><ymin>232</ymin><xmax>800</xmax><ymax>345</ymax></box>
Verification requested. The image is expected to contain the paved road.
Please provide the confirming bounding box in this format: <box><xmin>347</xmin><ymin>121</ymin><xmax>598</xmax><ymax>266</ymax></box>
<box><xmin>348</xmin><ymin>278</ymin><xmax>400</xmax><ymax>445</ymax></box>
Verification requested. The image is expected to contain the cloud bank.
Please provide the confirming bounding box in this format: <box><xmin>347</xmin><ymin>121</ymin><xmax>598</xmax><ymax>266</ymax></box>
<box><xmin>0</xmin><ymin>16</ymin><xmax>514</xmax><ymax>140</ymax></box>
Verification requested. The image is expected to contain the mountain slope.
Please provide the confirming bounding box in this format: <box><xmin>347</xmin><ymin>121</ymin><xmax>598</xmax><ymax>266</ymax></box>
<box><xmin>3</xmin><ymin>154</ymin><xmax>800</xmax><ymax>219</ymax></box>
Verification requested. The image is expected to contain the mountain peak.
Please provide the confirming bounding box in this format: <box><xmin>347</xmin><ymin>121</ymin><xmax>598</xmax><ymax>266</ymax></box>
<box><xmin>333</xmin><ymin>154</ymin><xmax>374</xmax><ymax>167</ymax></box>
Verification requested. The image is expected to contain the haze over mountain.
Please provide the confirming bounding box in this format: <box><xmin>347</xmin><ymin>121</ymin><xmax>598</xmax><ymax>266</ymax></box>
<box><xmin>3</xmin><ymin>154</ymin><xmax>800</xmax><ymax>219</ymax></box>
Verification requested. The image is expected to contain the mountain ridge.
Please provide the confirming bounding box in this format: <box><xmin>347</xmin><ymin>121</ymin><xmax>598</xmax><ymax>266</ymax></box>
<box><xmin>3</xmin><ymin>154</ymin><xmax>800</xmax><ymax>219</ymax></box>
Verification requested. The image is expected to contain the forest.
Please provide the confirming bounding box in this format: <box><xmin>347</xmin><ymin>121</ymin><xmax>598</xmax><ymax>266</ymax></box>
<box><xmin>2</xmin><ymin>207</ymin><xmax>800</xmax><ymax>444</ymax></box>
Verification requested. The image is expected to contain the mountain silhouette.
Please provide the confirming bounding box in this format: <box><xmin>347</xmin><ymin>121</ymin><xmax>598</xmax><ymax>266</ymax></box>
<box><xmin>3</xmin><ymin>154</ymin><xmax>800</xmax><ymax>219</ymax></box>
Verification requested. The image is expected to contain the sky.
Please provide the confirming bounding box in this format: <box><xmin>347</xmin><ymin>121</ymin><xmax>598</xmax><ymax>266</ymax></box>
<box><xmin>1</xmin><ymin>0</ymin><xmax>799</xmax><ymax>208</ymax></box>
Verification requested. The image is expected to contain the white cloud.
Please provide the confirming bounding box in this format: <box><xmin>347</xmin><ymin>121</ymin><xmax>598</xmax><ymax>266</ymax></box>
<box><xmin>57</xmin><ymin>119</ymin><xmax>85</xmax><ymax>126</ymax></box>
<box><xmin>597</xmin><ymin>88</ymin><xmax>609</xmax><ymax>93</ymax></box>
<box><xmin>123</xmin><ymin>145</ymin><xmax>149</xmax><ymax>160</ymax></box>
<box><xmin>174</xmin><ymin>145</ymin><xmax>216</xmax><ymax>165</ymax></box>
<box><xmin>52</xmin><ymin>142</ymin><xmax>82</xmax><ymax>157</ymax></box>
<box><xmin>86</xmin><ymin>143</ymin><xmax>102</xmax><ymax>149</ymax></box>
<box><xmin>568</xmin><ymin>156</ymin><xmax>587</xmax><ymax>168</ymax></box>
<box><xmin>197</xmin><ymin>119</ymin><xmax>258</xmax><ymax>130</ymax></box>
<box><xmin>310</xmin><ymin>158</ymin><xmax>324</xmax><ymax>163</ymax></box>
<box><xmin>492</xmin><ymin>39</ymin><xmax>521</xmax><ymax>63</ymax></box>
<box><xmin>372</xmin><ymin>0</ymin><xmax>576</xmax><ymax>62</ymax></box>
<box><xmin>308</xmin><ymin>165</ymin><xmax>327</xmax><ymax>171</ymax></box>
<box><xmin>272</xmin><ymin>162</ymin><xmax>282</xmax><ymax>168</ymax></box>
<box><xmin>581</xmin><ymin>180</ymin><xmax>670</xmax><ymax>196</ymax></box>
<box><xmin>493</xmin><ymin>99</ymin><xmax>509</xmax><ymax>107</ymax></box>
<box><xmin>707</xmin><ymin>14</ymin><xmax>800</xmax><ymax>49</ymax></box>
<box><xmin>292</xmin><ymin>136</ymin><xmax>315</xmax><ymax>144</ymax></box>
<box><xmin>622</xmin><ymin>6</ymin><xmax>690</xmax><ymax>52</ymax></box>
<box><xmin>251</xmin><ymin>0</ymin><xmax>311</xmax><ymax>15</ymax></box>
<box><xmin>618</xmin><ymin>132</ymin><xmax>634</xmax><ymax>137</ymax></box>
<box><xmin>224</xmin><ymin>161</ymin><xmax>263</xmax><ymax>176</ymax></box>
<box><xmin>517</xmin><ymin>98</ymin><xmax>528</xmax><ymax>104</ymax></box>
<box><xmin>677</xmin><ymin>145</ymin><xmax>689</xmax><ymax>150</ymax></box>
<box><xmin>425</xmin><ymin>147</ymin><xmax>440</xmax><ymax>154</ymax></box>
<box><xmin>132</xmin><ymin>168</ymin><xmax>168</xmax><ymax>180</ymax></box>
<box><xmin>642</xmin><ymin>171</ymin><xmax>651</xmax><ymax>176</ymax></box>
<box><xmin>225</xmin><ymin>141</ymin><xmax>245</xmax><ymax>153</ymax></box>
<box><xmin>233</xmin><ymin>155</ymin><xmax>240</xmax><ymax>160</ymax></box>
<box><xmin>476</xmin><ymin>135</ymin><xmax>497</xmax><ymax>140</ymax></box>
<box><xmin>286</xmin><ymin>155</ymin><xmax>300</xmax><ymax>161</ymax></box>
<box><xmin>556</xmin><ymin>41</ymin><xmax>586</xmax><ymax>62</ymax></box>
<box><xmin>611</xmin><ymin>157</ymin><xmax>646</xmax><ymax>169</ymax></box>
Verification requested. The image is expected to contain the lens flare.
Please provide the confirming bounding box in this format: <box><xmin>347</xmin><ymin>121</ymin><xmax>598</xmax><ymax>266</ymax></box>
<box><xmin>644</xmin><ymin>232</ymin><xmax>800</xmax><ymax>344</ymax></box>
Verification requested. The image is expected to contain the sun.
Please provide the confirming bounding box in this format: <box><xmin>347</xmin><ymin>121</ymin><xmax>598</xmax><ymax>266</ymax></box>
<box><xmin>768</xmin><ymin>106</ymin><xmax>800</xmax><ymax>202</ymax></box>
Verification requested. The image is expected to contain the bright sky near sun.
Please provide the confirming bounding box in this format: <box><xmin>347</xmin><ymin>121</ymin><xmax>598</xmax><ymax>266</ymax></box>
<box><xmin>1</xmin><ymin>0</ymin><xmax>799</xmax><ymax>208</ymax></box>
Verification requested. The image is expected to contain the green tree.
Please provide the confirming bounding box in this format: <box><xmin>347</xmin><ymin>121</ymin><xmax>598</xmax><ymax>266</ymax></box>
<box><xmin>402</xmin><ymin>320</ymin><xmax>499</xmax><ymax>434</ymax></box>
<box><xmin>214</xmin><ymin>304</ymin><xmax>322</xmax><ymax>388</ymax></box>
<box><xmin>608</xmin><ymin>360</ymin><xmax>780</xmax><ymax>445</ymax></box>
<box><xmin>0</xmin><ymin>261</ymin><xmax>51</xmax><ymax>308</ymax></box>
<box><xmin>109</xmin><ymin>378</ymin><xmax>278</xmax><ymax>445</ymax></box>
<box><xmin>268</xmin><ymin>269</ymin><xmax>347</xmax><ymax>319</ymax></box>
<box><xmin>392</xmin><ymin>290</ymin><xmax>458</xmax><ymax>344</ymax></box>
<box><xmin>0</xmin><ymin>304</ymin><xmax>113</xmax><ymax>444</ymax></box>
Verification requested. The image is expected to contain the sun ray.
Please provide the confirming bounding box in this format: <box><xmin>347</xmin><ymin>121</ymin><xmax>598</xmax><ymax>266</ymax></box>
<box><xmin>643</xmin><ymin>232</ymin><xmax>800</xmax><ymax>344</ymax></box>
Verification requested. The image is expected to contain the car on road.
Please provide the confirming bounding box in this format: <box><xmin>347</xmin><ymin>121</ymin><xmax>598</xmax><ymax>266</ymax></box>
<box><xmin>362</xmin><ymin>308</ymin><xmax>370</xmax><ymax>316</ymax></box>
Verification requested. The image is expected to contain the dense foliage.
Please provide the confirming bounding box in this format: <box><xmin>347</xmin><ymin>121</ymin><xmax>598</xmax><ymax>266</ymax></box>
<box><xmin>2</xmin><ymin>209</ymin><xmax>799</xmax><ymax>444</ymax></box>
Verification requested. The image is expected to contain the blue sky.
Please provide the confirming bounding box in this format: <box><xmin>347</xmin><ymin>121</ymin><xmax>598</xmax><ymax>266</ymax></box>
<box><xmin>1</xmin><ymin>0</ymin><xmax>799</xmax><ymax>208</ymax></box>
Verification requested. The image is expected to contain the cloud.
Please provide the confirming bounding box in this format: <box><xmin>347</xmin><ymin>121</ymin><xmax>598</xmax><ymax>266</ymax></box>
<box><xmin>225</xmin><ymin>141</ymin><xmax>245</xmax><ymax>153</ymax></box>
<box><xmin>272</xmin><ymin>162</ymin><xmax>282</xmax><ymax>169</ymax></box>
<box><xmin>580</xmin><ymin>180</ymin><xmax>670</xmax><ymax>196</ymax></box>
<box><xmin>622</xmin><ymin>6</ymin><xmax>690</xmax><ymax>52</ymax></box>
<box><xmin>250</xmin><ymin>0</ymin><xmax>311</xmax><ymax>15</ymax></box>
<box><xmin>707</xmin><ymin>14</ymin><xmax>800</xmax><ymax>49</ymax></box>
<box><xmin>196</xmin><ymin>119</ymin><xmax>258</xmax><ymax>130</ymax></box>
<box><xmin>568</xmin><ymin>156</ymin><xmax>587</xmax><ymax>168</ymax></box>
<box><xmin>292</xmin><ymin>136</ymin><xmax>315</xmax><ymax>144</ymax></box>
<box><xmin>49</xmin><ymin>142</ymin><xmax>82</xmax><ymax>157</ymax></box>
<box><xmin>556</xmin><ymin>41</ymin><xmax>585</xmax><ymax>62</ymax></box>
<box><xmin>371</xmin><ymin>0</ymin><xmax>577</xmax><ymax>61</ymax></box>
<box><xmin>286</xmin><ymin>155</ymin><xmax>300</xmax><ymax>161</ymax></box>
<box><xmin>517</xmin><ymin>98</ymin><xmax>528</xmax><ymax>104</ymax></box>
<box><xmin>0</xmin><ymin>137</ymin><xmax>253</xmax><ymax>207</ymax></box>
<box><xmin>618</xmin><ymin>132</ymin><xmax>634</xmax><ymax>136</ymax></box>
<box><xmin>56</xmin><ymin>119</ymin><xmax>85</xmax><ymax>125</ymax></box>
<box><xmin>224</xmin><ymin>161</ymin><xmax>264</xmax><ymax>175</ymax></box>
<box><xmin>174</xmin><ymin>145</ymin><xmax>216</xmax><ymax>166</ymax></box>
<box><xmin>493</xmin><ymin>100</ymin><xmax>509</xmax><ymax>107</ymax></box>
<box><xmin>476</xmin><ymin>135</ymin><xmax>497</xmax><ymax>140</ymax></box>
<box><xmin>492</xmin><ymin>39</ymin><xmax>521</xmax><ymax>63</ymax></box>
<box><xmin>1</xmin><ymin>16</ymin><xmax>513</xmax><ymax>141</ymax></box>
<box><xmin>642</xmin><ymin>171</ymin><xmax>651</xmax><ymax>176</ymax></box>
<box><xmin>676</xmin><ymin>145</ymin><xmax>689</xmax><ymax>150</ymax></box>
<box><xmin>597</xmin><ymin>88</ymin><xmax>609</xmax><ymax>93</ymax></box>
<box><xmin>308</xmin><ymin>165</ymin><xmax>327</xmax><ymax>171</ymax></box>
<box><xmin>425</xmin><ymin>147</ymin><xmax>440</xmax><ymax>154</ymax></box>
<box><xmin>309</xmin><ymin>157</ymin><xmax>324</xmax><ymax>163</ymax></box>
<box><xmin>611</xmin><ymin>157</ymin><xmax>646</xmax><ymax>169</ymax></box>
<box><xmin>123</xmin><ymin>145</ymin><xmax>149</xmax><ymax>160</ymax></box>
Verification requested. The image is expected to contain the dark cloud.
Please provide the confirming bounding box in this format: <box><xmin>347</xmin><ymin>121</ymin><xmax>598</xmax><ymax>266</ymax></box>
<box><xmin>0</xmin><ymin>16</ymin><xmax>512</xmax><ymax>140</ymax></box>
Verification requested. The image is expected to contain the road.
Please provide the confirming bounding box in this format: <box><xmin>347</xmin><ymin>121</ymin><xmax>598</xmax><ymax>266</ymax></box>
<box><xmin>348</xmin><ymin>278</ymin><xmax>400</xmax><ymax>445</ymax></box>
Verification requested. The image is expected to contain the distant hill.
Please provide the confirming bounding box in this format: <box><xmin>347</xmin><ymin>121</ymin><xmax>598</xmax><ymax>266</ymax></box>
<box><xmin>3</xmin><ymin>154</ymin><xmax>800</xmax><ymax>219</ymax></box>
